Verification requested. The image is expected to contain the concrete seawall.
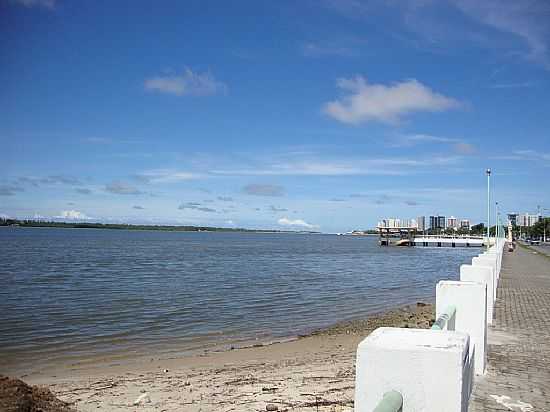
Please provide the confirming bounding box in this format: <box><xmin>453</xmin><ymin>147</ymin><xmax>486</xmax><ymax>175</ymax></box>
<box><xmin>355</xmin><ymin>238</ymin><xmax>504</xmax><ymax>411</ymax></box>
<box><xmin>355</xmin><ymin>241</ymin><xmax>550</xmax><ymax>411</ymax></box>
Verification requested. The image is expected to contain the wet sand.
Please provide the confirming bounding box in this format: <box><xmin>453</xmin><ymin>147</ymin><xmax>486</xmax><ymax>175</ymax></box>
<box><xmin>16</xmin><ymin>303</ymin><xmax>434</xmax><ymax>412</ymax></box>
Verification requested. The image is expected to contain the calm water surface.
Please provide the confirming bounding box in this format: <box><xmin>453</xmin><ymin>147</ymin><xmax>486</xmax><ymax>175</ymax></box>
<box><xmin>0</xmin><ymin>227</ymin><xmax>479</xmax><ymax>372</ymax></box>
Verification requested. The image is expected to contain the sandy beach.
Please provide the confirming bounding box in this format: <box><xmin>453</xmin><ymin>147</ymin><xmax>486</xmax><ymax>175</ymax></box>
<box><xmin>10</xmin><ymin>303</ymin><xmax>435</xmax><ymax>412</ymax></box>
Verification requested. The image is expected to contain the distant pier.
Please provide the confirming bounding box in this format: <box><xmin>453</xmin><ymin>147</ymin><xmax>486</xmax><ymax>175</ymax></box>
<box><xmin>377</xmin><ymin>226</ymin><xmax>484</xmax><ymax>247</ymax></box>
<box><xmin>412</xmin><ymin>235</ymin><xmax>484</xmax><ymax>247</ymax></box>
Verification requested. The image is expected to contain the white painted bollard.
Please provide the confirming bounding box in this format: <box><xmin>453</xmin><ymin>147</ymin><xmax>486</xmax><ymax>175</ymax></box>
<box><xmin>460</xmin><ymin>264</ymin><xmax>495</xmax><ymax>325</ymax></box>
<box><xmin>355</xmin><ymin>327</ymin><xmax>472</xmax><ymax>412</ymax></box>
<box><xmin>436</xmin><ymin>281</ymin><xmax>487</xmax><ymax>375</ymax></box>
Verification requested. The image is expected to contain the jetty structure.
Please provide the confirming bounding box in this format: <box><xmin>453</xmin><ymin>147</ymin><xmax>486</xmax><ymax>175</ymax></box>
<box><xmin>377</xmin><ymin>220</ymin><xmax>484</xmax><ymax>247</ymax></box>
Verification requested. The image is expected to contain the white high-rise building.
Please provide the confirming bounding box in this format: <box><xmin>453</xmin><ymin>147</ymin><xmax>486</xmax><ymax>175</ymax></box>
<box><xmin>417</xmin><ymin>216</ymin><xmax>426</xmax><ymax>231</ymax></box>
<box><xmin>377</xmin><ymin>218</ymin><xmax>419</xmax><ymax>229</ymax></box>
<box><xmin>460</xmin><ymin>219</ymin><xmax>470</xmax><ymax>229</ymax></box>
<box><xmin>517</xmin><ymin>213</ymin><xmax>541</xmax><ymax>227</ymax></box>
<box><xmin>447</xmin><ymin>216</ymin><xmax>458</xmax><ymax>229</ymax></box>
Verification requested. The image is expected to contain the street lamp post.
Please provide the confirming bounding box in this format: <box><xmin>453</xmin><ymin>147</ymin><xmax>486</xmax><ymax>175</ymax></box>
<box><xmin>486</xmin><ymin>169</ymin><xmax>491</xmax><ymax>248</ymax></box>
<box><xmin>495</xmin><ymin>201</ymin><xmax>499</xmax><ymax>240</ymax></box>
<box><xmin>543</xmin><ymin>208</ymin><xmax>549</xmax><ymax>244</ymax></box>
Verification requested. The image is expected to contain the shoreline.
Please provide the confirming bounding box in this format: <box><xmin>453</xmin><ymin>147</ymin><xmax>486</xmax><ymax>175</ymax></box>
<box><xmin>15</xmin><ymin>302</ymin><xmax>435</xmax><ymax>411</ymax></box>
<box><xmin>5</xmin><ymin>298</ymin><xmax>435</xmax><ymax>379</ymax></box>
<box><xmin>0</xmin><ymin>221</ymin><xmax>321</xmax><ymax>234</ymax></box>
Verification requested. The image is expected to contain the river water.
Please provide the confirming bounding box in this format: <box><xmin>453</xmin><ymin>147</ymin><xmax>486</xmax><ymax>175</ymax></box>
<box><xmin>0</xmin><ymin>227</ymin><xmax>479</xmax><ymax>373</ymax></box>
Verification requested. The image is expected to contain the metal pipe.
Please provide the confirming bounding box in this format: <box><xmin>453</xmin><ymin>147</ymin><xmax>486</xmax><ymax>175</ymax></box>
<box><xmin>431</xmin><ymin>305</ymin><xmax>457</xmax><ymax>330</ymax></box>
<box><xmin>373</xmin><ymin>390</ymin><xmax>403</xmax><ymax>412</ymax></box>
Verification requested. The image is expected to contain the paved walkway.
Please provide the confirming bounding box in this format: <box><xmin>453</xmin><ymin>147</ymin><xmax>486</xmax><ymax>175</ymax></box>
<box><xmin>470</xmin><ymin>245</ymin><xmax>550</xmax><ymax>411</ymax></box>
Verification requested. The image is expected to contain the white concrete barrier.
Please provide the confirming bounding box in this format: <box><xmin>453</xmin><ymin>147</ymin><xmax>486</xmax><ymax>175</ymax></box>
<box><xmin>355</xmin><ymin>237</ymin><xmax>504</xmax><ymax>411</ymax></box>
<box><xmin>460</xmin><ymin>264</ymin><xmax>495</xmax><ymax>325</ymax></box>
<box><xmin>483</xmin><ymin>246</ymin><xmax>503</xmax><ymax>280</ymax></box>
<box><xmin>436</xmin><ymin>281</ymin><xmax>487</xmax><ymax>376</ymax></box>
<box><xmin>472</xmin><ymin>256</ymin><xmax>498</xmax><ymax>298</ymax></box>
<box><xmin>481</xmin><ymin>251</ymin><xmax>500</xmax><ymax>275</ymax></box>
<box><xmin>355</xmin><ymin>327</ymin><xmax>472</xmax><ymax>412</ymax></box>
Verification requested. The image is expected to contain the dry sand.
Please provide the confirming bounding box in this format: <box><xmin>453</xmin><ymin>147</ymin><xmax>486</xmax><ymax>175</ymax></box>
<box><xmin>14</xmin><ymin>303</ymin><xmax>434</xmax><ymax>412</ymax></box>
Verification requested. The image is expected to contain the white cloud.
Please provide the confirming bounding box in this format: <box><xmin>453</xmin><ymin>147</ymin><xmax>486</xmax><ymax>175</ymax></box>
<box><xmin>144</xmin><ymin>68</ymin><xmax>227</xmax><ymax>96</ymax></box>
<box><xmin>178</xmin><ymin>202</ymin><xmax>217</xmax><ymax>213</ymax></box>
<box><xmin>0</xmin><ymin>184</ymin><xmax>24</xmax><ymax>196</ymax></box>
<box><xmin>278</xmin><ymin>217</ymin><xmax>318</xmax><ymax>230</ymax></box>
<box><xmin>136</xmin><ymin>169</ymin><xmax>203</xmax><ymax>183</ymax></box>
<box><xmin>75</xmin><ymin>188</ymin><xmax>92</xmax><ymax>195</ymax></box>
<box><xmin>452</xmin><ymin>0</ymin><xmax>550</xmax><ymax>69</ymax></box>
<box><xmin>217</xmin><ymin>196</ymin><xmax>233</xmax><ymax>202</ymax></box>
<box><xmin>269</xmin><ymin>205</ymin><xmax>288</xmax><ymax>212</ymax></box>
<box><xmin>105</xmin><ymin>181</ymin><xmax>143</xmax><ymax>195</ymax></box>
<box><xmin>394</xmin><ymin>133</ymin><xmax>457</xmax><ymax>146</ymax></box>
<box><xmin>324</xmin><ymin>76</ymin><xmax>461</xmax><ymax>124</ymax></box>
<box><xmin>511</xmin><ymin>150</ymin><xmax>550</xmax><ymax>163</ymax></box>
<box><xmin>243</xmin><ymin>184</ymin><xmax>285</xmax><ymax>197</ymax></box>
<box><xmin>214</xmin><ymin>155</ymin><xmax>462</xmax><ymax>177</ymax></box>
<box><xmin>323</xmin><ymin>0</ymin><xmax>550</xmax><ymax>69</ymax></box>
<box><xmin>55</xmin><ymin>210</ymin><xmax>92</xmax><ymax>220</ymax></box>
<box><xmin>392</xmin><ymin>134</ymin><xmax>476</xmax><ymax>155</ymax></box>
<box><xmin>491</xmin><ymin>150</ymin><xmax>550</xmax><ymax>163</ymax></box>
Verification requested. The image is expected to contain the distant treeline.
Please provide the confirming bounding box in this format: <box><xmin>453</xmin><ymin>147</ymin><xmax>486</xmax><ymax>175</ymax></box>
<box><xmin>0</xmin><ymin>218</ymin><xmax>316</xmax><ymax>233</ymax></box>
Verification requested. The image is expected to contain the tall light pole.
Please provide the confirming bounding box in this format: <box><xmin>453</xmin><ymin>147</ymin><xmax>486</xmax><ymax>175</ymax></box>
<box><xmin>495</xmin><ymin>201</ymin><xmax>499</xmax><ymax>241</ymax></box>
<box><xmin>486</xmin><ymin>169</ymin><xmax>491</xmax><ymax>248</ymax></box>
<box><xmin>544</xmin><ymin>208</ymin><xmax>549</xmax><ymax>243</ymax></box>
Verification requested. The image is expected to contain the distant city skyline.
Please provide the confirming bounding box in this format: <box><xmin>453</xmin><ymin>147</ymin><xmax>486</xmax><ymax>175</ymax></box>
<box><xmin>379</xmin><ymin>214</ymin><xmax>472</xmax><ymax>231</ymax></box>
<box><xmin>1</xmin><ymin>1</ymin><xmax>549</xmax><ymax>233</ymax></box>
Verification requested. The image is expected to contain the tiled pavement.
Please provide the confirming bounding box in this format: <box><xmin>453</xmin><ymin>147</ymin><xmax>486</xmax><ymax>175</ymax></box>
<box><xmin>469</xmin><ymin>245</ymin><xmax>550</xmax><ymax>411</ymax></box>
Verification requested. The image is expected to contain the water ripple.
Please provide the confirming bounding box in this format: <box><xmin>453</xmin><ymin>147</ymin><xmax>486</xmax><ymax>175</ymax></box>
<box><xmin>0</xmin><ymin>228</ymin><xmax>478</xmax><ymax>372</ymax></box>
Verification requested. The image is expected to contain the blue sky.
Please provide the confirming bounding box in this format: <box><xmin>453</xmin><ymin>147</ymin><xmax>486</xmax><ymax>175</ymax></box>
<box><xmin>1</xmin><ymin>0</ymin><xmax>549</xmax><ymax>232</ymax></box>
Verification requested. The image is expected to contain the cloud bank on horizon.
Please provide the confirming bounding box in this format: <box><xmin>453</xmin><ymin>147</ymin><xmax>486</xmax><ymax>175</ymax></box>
<box><xmin>1</xmin><ymin>0</ymin><xmax>549</xmax><ymax>232</ymax></box>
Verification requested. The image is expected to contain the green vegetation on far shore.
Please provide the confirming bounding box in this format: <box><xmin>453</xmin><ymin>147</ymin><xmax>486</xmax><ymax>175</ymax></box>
<box><xmin>0</xmin><ymin>218</ymin><xmax>319</xmax><ymax>234</ymax></box>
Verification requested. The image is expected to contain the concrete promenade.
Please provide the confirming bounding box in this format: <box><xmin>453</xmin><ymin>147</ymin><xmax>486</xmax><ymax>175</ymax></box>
<box><xmin>470</xmin><ymin>245</ymin><xmax>550</xmax><ymax>411</ymax></box>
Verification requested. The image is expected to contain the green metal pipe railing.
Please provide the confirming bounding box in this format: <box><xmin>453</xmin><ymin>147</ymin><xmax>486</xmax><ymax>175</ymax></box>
<box><xmin>431</xmin><ymin>305</ymin><xmax>457</xmax><ymax>331</ymax></box>
<box><xmin>373</xmin><ymin>390</ymin><xmax>403</xmax><ymax>412</ymax></box>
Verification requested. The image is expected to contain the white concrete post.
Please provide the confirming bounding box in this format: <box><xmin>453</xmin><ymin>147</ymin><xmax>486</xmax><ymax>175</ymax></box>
<box><xmin>477</xmin><ymin>253</ymin><xmax>500</xmax><ymax>291</ymax></box>
<box><xmin>481</xmin><ymin>251</ymin><xmax>500</xmax><ymax>275</ymax></box>
<box><xmin>472</xmin><ymin>256</ymin><xmax>498</xmax><ymax>298</ymax></box>
<box><xmin>482</xmin><ymin>247</ymin><xmax>503</xmax><ymax>275</ymax></box>
<box><xmin>436</xmin><ymin>281</ymin><xmax>487</xmax><ymax>375</ymax></box>
<box><xmin>460</xmin><ymin>264</ymin><xmax>494</xmax><ymax>325</ymax></box>
<box><xmin>355</xmin><ymin>327</ymin><xmax>471</xmax><ymax>412</ymax></box>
